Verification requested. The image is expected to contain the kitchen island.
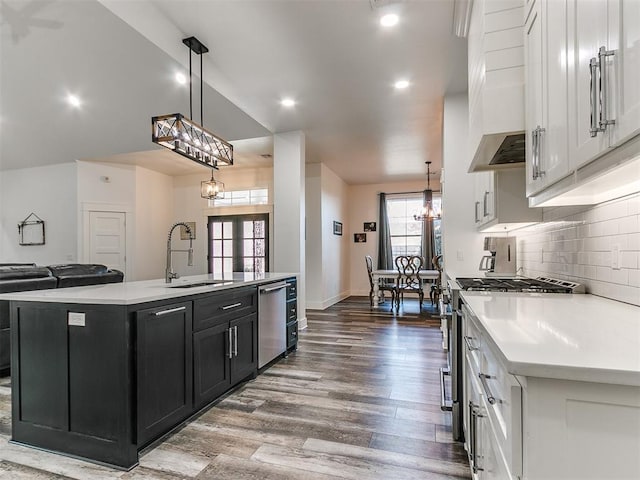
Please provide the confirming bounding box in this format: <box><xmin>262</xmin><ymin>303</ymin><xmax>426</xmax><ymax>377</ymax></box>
<box><xmin>460</xmin><ymin>291</ymin><xmax>640</xmax><ymax>479</ymax></box>
<box><xmin>0</xmin><ymin>272</ymin><xmax>297</xmax><ymax>470</ymax></box>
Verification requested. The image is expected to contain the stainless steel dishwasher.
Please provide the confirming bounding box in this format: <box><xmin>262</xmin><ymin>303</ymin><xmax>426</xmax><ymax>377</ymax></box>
<box><xmin>258</xmin><ymin>281</ymin><xmax>287</xmax><ymax>368</ymax></box>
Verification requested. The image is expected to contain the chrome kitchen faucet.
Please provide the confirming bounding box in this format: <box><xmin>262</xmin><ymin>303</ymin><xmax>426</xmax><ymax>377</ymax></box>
<box><xmin>165</xmin><ymin>222</ymin><xmax>194</xmax><ymax>283</ymax></box>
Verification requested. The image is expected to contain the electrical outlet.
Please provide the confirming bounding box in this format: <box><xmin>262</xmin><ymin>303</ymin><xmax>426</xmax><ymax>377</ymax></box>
<box><xmin>612</xmin><ymin>244</ymin><xmax>620</xmax><ymax>270</ymax></box>
<box><xmin>540</xmin><ymin>248</ymin><xmax>544</xmax><ymax>264</ymax></box>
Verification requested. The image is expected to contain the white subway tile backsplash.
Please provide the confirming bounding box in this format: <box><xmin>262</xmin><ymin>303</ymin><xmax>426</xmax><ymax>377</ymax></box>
<box><xmin>517</xmin><ymin>193</ymin><xmax>640</xmax><ymax>306</ymax></box>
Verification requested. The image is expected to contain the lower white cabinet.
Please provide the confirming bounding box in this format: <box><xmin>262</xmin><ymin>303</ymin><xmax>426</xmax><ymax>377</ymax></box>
<box><xmin>462</xmin><ymin>304</ymin><xmax>640</xmax><ymax>479</ymax></box>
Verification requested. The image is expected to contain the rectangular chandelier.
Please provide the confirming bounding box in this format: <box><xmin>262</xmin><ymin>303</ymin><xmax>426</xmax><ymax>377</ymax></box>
<box><xmin>152</xmin><ymin>113</ymin><xmax>233</xmax><ymax>168</ymax></box>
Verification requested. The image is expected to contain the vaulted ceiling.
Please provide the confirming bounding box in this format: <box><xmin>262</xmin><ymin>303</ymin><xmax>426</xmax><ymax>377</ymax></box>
<box><xmin>1</xmin><ymin>0</ymin><xmax>467</xmax><ymax>184</ymax></box>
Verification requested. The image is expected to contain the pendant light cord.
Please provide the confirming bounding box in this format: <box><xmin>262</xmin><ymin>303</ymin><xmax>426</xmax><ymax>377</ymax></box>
<box><xmin>188</xmin><ymin>45</ymin><xmax>193</xmax><ymax>120</ymax></box>
<box><xmin>200</xmin><ymin>53</ymin><xmax>204</xmax><ymax>126</ymax></box>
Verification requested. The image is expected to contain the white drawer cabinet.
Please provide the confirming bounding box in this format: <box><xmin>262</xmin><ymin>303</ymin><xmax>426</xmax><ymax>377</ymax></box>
<box><xmin>462</xmin><ymin>299</ymin><xmax>640</xmax><ymax>479</ymax></box>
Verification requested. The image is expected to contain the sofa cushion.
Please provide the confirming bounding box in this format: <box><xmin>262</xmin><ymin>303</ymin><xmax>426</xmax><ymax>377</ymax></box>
<box><xmin>55</xmin><ymin>270</ymin><xmax>124</xmax><ymax>288</ymax></box>
<box><xmin>0</xmin><ymin>266</ymin><xmax>53</xmax><ymax>281</ymax></box>
<box><xmin>0</xmin><ymin>276</ymin><xmax>58</xmax><ymax>293</ymax></box>
<box><xmin>46</xmin><ymin>264</ymin><xmax>109</xmax><ymax>277</ymax></box>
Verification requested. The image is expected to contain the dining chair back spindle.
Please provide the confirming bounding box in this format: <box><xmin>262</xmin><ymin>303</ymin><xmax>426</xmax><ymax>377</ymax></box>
<box><xmin>394</xmin><ymin>255</ymin><xmax>424</xmax><ymax>312</ymax></box>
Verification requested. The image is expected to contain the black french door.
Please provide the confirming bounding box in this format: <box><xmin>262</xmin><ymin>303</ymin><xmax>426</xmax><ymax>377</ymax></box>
<box><xmin>207</xmin><ymin>214</ymin><xmax>269</xmax><ymax>275</ymax></box>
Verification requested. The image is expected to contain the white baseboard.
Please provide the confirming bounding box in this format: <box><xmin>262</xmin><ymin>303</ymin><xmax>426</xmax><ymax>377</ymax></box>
<box><xmin>306</xmin><ymin>290</ymin><xmax>350</xmax><ymax>311</ymax></box>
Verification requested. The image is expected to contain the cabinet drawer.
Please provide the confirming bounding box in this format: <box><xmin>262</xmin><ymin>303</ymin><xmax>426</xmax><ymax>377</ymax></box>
<box><xmin>286</xmin><ymin>321</ymin><xmax>298</xmax><ymax>349</ymax></box>
<box><xmin>462</xmin><ymin>304</ymin><xmax>483</xmax><ymax>371</ymax></box>
<box><xmin>286</xmin><ymin>278</ymin><xmax>297</xmax><ymax>301</ymax></box>
<box><xmin>194</xmin><ymin>287</ymin><xmax>257</xmax><ymax>332</ymax></box>
<box><xmin>286</xmin><ymin>301</ymin><xmax>297</xmax><ymax>323</ymax></box>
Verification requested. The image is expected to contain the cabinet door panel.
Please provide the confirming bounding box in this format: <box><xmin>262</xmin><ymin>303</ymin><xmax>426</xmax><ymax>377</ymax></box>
<box><xmin>567</xmin><ymin>0</ymin><xmax>610</xmax><ymax>169</ymax></box>
<box><xmin>193</xmin><ymin>323</ymin><xmax>231</xmax><ymax>409</ymax></box>
<box><xmin>230</xmin><ymin>313</ymin><xmax>257</xmax><ymax>384</ymax></box>
<box><xmin>525</xmin><ymin>1</ymin><xmax>544</xmax><ymax>195</ymax></box>
<box><xmin>137</xmin><ymin>302</ymin><xmax>193</xmax><ymax>446</ymax></box>
<box><xmin>609</xmin><ymin>0</ymin><xmax>640</xmax><ymax>146</ymax></box>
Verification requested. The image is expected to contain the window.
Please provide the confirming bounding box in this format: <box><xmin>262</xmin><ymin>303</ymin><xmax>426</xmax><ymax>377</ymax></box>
<box><xmin>386</xmin><ymin>194</ymin><xmax>442</xmax><ymax>261</ymax></box>
<box><xmin>209</xmin><ymin>188</ymin><xmax>268</xmax><ymax>207</ymax></box>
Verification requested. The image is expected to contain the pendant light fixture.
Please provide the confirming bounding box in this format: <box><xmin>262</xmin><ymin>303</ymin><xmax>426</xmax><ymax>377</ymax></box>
<box><xmin>201</xmin><ymin>168</ymin><xmax>225</xmax><ymax>200</ymax></box>
<box><xmin>413</xmin><ymin>161</ymin><xmax>441</xmax><ymax>221</ymax></box>
<box><xmin>152</xmin><ymin>37</ymin><xmax>233</xmax><ymax>169</ymax></box>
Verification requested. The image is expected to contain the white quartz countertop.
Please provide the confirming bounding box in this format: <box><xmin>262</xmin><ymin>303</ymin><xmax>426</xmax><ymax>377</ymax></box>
<box><xmin>460</xmin><ymin>291</ymin><xmax>640</xmax><ymax>386</ymax></box>
<box><xmin>0</xmin><ymin>272</ymin><xmax>297</xmax><ymax>306</ymax></box>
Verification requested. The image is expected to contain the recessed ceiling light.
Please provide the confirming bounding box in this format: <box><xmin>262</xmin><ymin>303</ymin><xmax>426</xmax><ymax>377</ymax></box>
<box><xmin>281</xmin><ymin>98</ymin><xmax>296</xmax><ymax>107</ymax></box>
<box><xmin>175</xmin><ymin>72</ymin><xmax>187</xmax><ymax>85</ymax></box>
<box><xmin>380</xmin><ymin>13</ymin><xmax>399</xmax><ymax>27</ymax></box>
<box><xmin>67</xmin><ymin>94</ymin><xmax>81</xmax><ymax>107</ymax></box>
<box><xmin>394</xmin><ymin>80</ymin><xmax>410</xmax><ymax>90</ymax></box>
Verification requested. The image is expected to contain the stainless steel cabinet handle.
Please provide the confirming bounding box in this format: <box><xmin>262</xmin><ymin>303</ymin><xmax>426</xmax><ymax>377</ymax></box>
<box><xmin>469</xmin><ymin>402</ymin><xmax>485</xmax><ymax>473</ymax></box>
<box><xmin>439</xmin><ymin>368</ymin><xmax>453</xmax><ymax>411</ymax></box>
<box><xmin>474</xmin><ymin>201</ymin><xmax>480</xmax><ymax>223</ymax></box>
<box><xmin>536</xmin><ymin>126</ymin><xmax>546</xmax><ymax>178</ymax></box>
<box><xmin>598</xmin><ymin>46</ymin><xmax>616</xmax><ymax>131</ymax></box>
<box><xmin>154</xmin><ymin>306</ymin><xmax>186</xmax><ymax>316</ymax></box>
<box><xmin>221</xmin><ymin>302</ymin><xmax>242</xmax><ymax>311</ymax></box>
<box><xmin>479</xmin><ymin>373</ymin><xmax>497</xmax><ymax>405</ymax></box>
<box><xmin>531</xmin><ymin>128</ymin><xmax>539</xmax><ymax>179</ymax></box>
<box><xmin>590</xmin><ymin>56</ymin><xmax>599</xmax><ymax>137</ymax></box>
<box><xmin>464</xmin><ymin>335</ymin><xmax>478</xmax><ymax>351</ymax></box>
<box><xmin>228</xmin><ymin>328</ymin><xmax>233</xmax><ymax>359</ymax></box>
<box><xmin>482</xmin><ymin>191</ymin><xmax>489</xmax><ymax>217</ymax></box>
<box><xmin>233</xmin><ymin>326</ymin><xmax>238</xmax><ymax>357</ymax></box>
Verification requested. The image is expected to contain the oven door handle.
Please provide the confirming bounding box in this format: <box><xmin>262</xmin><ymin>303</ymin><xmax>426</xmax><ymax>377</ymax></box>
<box><xmin>439</xmin><ymin>368</ymin><xmax>453</xmax><ymax>411</ymax></box>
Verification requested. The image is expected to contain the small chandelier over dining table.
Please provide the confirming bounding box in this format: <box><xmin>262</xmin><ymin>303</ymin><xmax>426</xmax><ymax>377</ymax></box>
<box><xmin>413</xmin><ymin>161</ymin><xmax>441</xmax><ymax>221</ymax></box>
<box><xmin>152</xmin><ymin>36</ymin><xmax>233</xmax><ymax>194</ymax></box>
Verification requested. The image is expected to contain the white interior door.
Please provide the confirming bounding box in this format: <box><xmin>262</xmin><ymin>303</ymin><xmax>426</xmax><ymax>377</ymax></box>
<box><xmin>88</xmin><ymin>211</ymin><xmax>126</xmax><ymax>273</ymax></box>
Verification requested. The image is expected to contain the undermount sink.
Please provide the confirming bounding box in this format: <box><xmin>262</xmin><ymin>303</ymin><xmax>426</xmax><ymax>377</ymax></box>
<box><xmin>167</xmin><ymin>280</ymin><xmax>232</xmax><ymax>289</ymax></box>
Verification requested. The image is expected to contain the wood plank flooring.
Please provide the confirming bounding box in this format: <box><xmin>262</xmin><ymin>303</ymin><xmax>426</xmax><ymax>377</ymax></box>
<box><xmin>0</xmin><ymin>296</ymin><xmax>471</xmax><ymax>479</ymax></box>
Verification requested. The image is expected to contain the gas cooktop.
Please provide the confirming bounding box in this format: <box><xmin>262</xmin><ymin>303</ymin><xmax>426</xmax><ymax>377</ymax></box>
<box><xmin>455</xmin><ymin>276</ymin><xmax>585</xmax><ymax>294</ymax></box>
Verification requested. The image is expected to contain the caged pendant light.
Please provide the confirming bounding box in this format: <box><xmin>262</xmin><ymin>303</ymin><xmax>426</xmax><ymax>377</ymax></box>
<box><xmin>201</xmin><ymin>168</ymin><xmax>225</xmax><ymax>200</ymax></box>
<box><xmin>413</xmin><ymin>161</ymin><xmax>441</xmax><ymax>221</ymax></box>
<box><xmin>152</xmin><ymin>37</ymin><xmax>233</xmax><ymax>171</ymax></box>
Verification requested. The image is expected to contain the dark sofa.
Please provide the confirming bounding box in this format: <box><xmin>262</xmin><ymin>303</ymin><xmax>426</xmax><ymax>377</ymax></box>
<box><xmin>0</xmin><ymin>263</ymin><xmax>124</xmax><ymax>376</ymax></box>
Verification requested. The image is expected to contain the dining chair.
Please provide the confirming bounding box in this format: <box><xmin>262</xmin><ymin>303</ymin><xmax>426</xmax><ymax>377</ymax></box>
<box><xmin>394</xmin><ymin>255</ymin><xmax>424</xmax><ymax>312</ymax></box>
<box><xmin>430</xmin><ymin>254</ymin><xmax>443</xmax><ymax>305</ymax></box>
<box><xmin>365</xmin><ymin>255</ymin><xmax>395</xmax><ymax>307</ymax></box>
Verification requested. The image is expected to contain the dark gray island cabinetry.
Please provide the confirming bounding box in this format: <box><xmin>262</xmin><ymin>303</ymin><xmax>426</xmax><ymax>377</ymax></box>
<box><xmin>4</xmin><ymin>276</ymin><xmax>286</xmax><ymax>470</ymax></box>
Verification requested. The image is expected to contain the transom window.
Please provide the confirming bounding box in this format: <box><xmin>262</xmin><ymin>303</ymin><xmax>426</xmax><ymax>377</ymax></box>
<box><xmin>209</xmin><ymin>188</ymin><xmax>268</xmax><ymax>207</ymax></box>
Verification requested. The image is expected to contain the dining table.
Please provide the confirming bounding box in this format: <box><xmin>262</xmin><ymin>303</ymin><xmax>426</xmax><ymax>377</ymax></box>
<box><xmin>371</xmin><ymin>269</ymin><xmax>440</xmax><ymax>305</ymax></box>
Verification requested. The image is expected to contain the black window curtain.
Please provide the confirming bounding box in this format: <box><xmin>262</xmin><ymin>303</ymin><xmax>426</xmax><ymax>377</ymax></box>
<box><xmin>422</xmin><ymin>189</ymin><xmax>435</xmax><ymax>267</ymax></box>
<box><xmin>377</xmin><ymin>193</ymin><xmax>393</xmax><ymax>270</ymax></box>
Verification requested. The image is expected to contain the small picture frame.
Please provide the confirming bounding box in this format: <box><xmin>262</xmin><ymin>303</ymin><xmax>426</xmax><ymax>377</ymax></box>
<box><xmin>180</xmin><ymin>222</ymin><xmax>196</xmax><ymax>240</ymax></box>
<box><xmin>333</xmin><ymin>221</ymin><xmax>343</xmax><ymax>236</ymax></box>
<box><xmin>354</xmin><ymin>233</ymin><xmax>367</xmax><ymax>243</ymax></box>
<box><xmin>363</xmin><ymin>222</ymin><xmax>376</xmax><ymax>232</ymax></box>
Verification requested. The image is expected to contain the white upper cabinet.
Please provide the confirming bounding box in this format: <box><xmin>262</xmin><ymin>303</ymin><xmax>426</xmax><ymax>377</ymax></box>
<box><xmin>608</xmin><ymin>0</ymin><xmax>640</xmax><ymax>147</ymax></box>
<box><xmin>526</xmin><ymin>0</ymin><xmax>640</xmax><ymax>206</ymax></box>
<box><xmin>468</xmin><ymin>0</ymin><xmax>527</xmax><ymax>173</ymax></box>
<box><xmin>567</xmin><ymin>0</ymin><xmax>614</xmax><ymax>168</ymax></box>
<box><xmin>525</xmin><ymin>0</ymin><xmax>571</xmax><ymax>196</ymax></box>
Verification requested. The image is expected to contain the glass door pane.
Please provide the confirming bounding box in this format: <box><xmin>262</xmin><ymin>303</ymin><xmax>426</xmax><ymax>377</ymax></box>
<box><xmin>208</xmin><ymin>214</ymin><xmax>269</xmax><ymax>276</ymax></box>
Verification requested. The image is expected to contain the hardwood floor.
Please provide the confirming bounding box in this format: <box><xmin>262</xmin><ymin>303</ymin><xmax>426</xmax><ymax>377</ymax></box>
<box><xmin>0</xmin><ymin>296</ymin><xmax>471</xmax><ymax>479</ymax></box>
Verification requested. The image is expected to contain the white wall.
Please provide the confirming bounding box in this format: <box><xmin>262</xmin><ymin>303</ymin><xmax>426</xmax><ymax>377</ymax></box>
<box><xmin>135</xmin><ymin>166</ymin><xmax>174</xmax><ymax>280</ymax></box>
<box><xmin>305</xmin><ymin>163</ymin><xmax>350</xmax><ymax>310</ymax></box>
<box><xmin>441</xmin><ymin>93</ymin><xmax>485</xmax><ymax>278</ymax></box>
<box><xmin>172</xmin><ymin>166</ymin><xmax>274</xmax><ymax>278</ymax></box>
<box><xmin>0</xmin><ymin>163</ymin><xmax>77</xmax><ymax>265</ymax></box>
<box><xmin>517</xmin><ymin>193</ymin><xmax>640</xmax><ymax>306</ymax></box>
<box><xmin>305</xmin><ymin>164</ymin><xmax>323</xmax><ymax>307</ymax></box>
<box><xmin>347</xmin><ymin>180</ymin><xmax>426</xmax><ymax>296</ymax></box>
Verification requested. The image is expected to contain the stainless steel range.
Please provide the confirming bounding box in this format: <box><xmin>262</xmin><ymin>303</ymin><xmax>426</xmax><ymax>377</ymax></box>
<box><xmin>441</xmin><ymin>276</ymin><xmax>584</xmax><ymax>442</ymax></box>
